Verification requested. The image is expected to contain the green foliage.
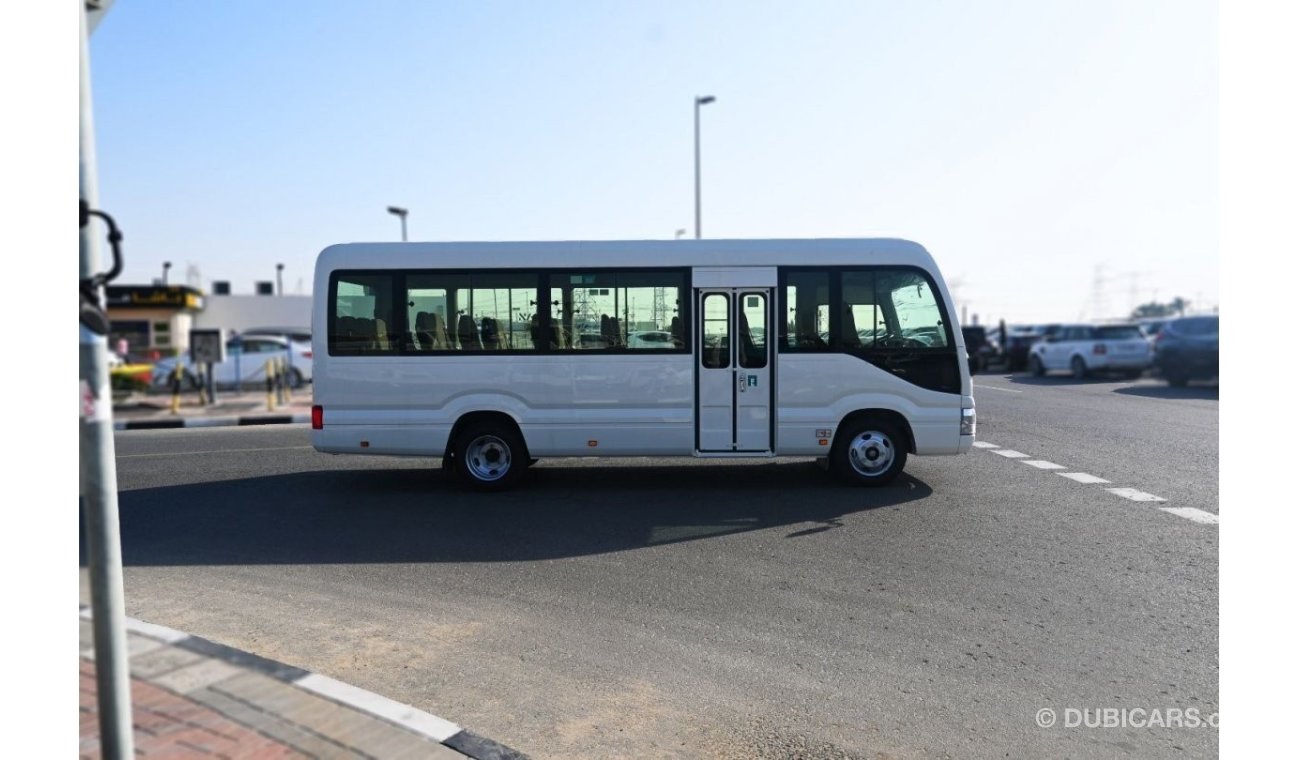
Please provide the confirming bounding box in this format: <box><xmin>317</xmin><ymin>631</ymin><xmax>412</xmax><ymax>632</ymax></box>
<box><xmin>1130</xmin><ymin>297</ymin><xmax>1190</xmax><ymax>320</ymax></box>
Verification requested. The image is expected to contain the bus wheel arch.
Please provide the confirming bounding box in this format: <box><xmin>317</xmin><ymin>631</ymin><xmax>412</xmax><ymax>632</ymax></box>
<box><xmin>445</xmin><ymin>412</ymin><xmax>531</xmax><ymax>490</ymax></box>
<box><xmin>829</xmin><ymin>409</ymin><xmax>913</xmax><ymax>486</ymax></box>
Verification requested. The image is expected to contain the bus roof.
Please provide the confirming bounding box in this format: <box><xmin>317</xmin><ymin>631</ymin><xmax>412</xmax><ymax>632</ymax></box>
<box><xmin>315</xmin><ymin>238</ymin><xmax>938</xmax><ymax>272</ymax></box>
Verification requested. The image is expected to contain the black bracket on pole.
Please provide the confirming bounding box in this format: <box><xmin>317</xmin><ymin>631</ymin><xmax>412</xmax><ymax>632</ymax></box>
<box><xmin>80</xmin><ymin>198</ymin><xmax>124</xmax><ymax>336</ymax></box>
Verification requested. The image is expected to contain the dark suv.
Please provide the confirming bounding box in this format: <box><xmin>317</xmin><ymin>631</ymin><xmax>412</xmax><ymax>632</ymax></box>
<box><xmin>1003</xmin><ymin>325</ymin><xmax>1050</xmax><ymax>371</ymax></box>
<box><xmin>1153</xmin><ymin>315</ymin><xmax>1218</xmax><ymax>386</ymax></box>
<box><xmin>961</xmin><ymin>326</ymin><xmax>1002</xmax><ymax>374</ymax></box>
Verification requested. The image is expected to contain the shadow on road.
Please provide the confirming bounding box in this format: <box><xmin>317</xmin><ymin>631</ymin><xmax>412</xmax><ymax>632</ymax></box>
<box><xmin>996</xmin><ymin>372</ymin><xmax>1217</xmax><ymax>400</ymax></box>
<box><xmin>1112</xmin><ymin>384</ymin><xmax>1218</xmax><ymax>400</ymax></box>
<box><xmin>84</xmin><ymin>462</ymin><xmax>933</xmax><ymax>567</ymax></box>
<box><xmin>1005</xmin><ymin>374</ymin><xmax>1130</xmax><ymax>387</ymax></box>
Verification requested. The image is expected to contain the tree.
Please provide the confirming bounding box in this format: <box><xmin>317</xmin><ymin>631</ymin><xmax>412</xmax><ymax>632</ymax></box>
<box><xmin>1131</xmin><ymin>301</ymin><xmax>1173</xmax><ymax>319</ymax></box>
<box><xmin>1130</xmin><ymin>297</ymin><xmax>1191</xmax><ymax>320</ymax></box>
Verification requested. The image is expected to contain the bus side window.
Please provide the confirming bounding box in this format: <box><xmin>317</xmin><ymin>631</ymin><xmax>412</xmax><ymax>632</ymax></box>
<box><xmin>457</xmin><ymin>315</ymin><xmax>482</xmax><ymax>350</ymax></box>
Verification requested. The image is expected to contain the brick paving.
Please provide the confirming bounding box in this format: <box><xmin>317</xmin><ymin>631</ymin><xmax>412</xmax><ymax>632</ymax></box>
<box><xmin>81</xmin><ymin>660</ymin><xmax>308</xmax><ymax>759</ymax></box>
<box><xmin>80</xmin><ymin>615</ymin><xmax>471</xmax><ymax>759</ymax></box>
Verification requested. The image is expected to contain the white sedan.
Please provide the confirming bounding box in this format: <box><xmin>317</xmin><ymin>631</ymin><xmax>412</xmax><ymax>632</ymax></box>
<box><xmin>1028</xmin><ymin>323</ymin><xmax>1152</xmax><ymax>379</ymax></box>
<box><xmin>151</xmin><ymin>334</ymin><xmax>313</xmax><ymax>390</ymax></box>
<box><xmin>627</xmin><ymin>330</ymin><xmax>678</xmax><ymax>348</ymax></box>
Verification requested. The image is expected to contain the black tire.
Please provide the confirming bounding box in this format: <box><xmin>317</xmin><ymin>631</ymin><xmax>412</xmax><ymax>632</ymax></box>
<box><xmin>450</xmin><ymin>420</ymin><xmax>527</xmax><ymax>491</ymax></box>
<box><xmin>829</xmin><ymin>417</ymin><xmax>908</xmax><ymax>487</ymax></box>
<box><xmin>284</xmin><ymin>368</ymin><xmax>304</xmax><ymax>390</ymax></box>
<box><xmin>1029</xmin><ymin>354</ymin><xmax>1045</xmax><ymax>377</ymax></box>
<box><xmin>1071</xmin><ymin>356</ymin><xmax>1089</xmax><ymax>380</ymax></box>
<box><xmin>1165</xmin><ymin>369</ymin><xmax>1189</xmax><ymax>387</ymax></box>
<box><xmin>1123</xmin><ymin>369</ymin><xmax>1143</xmax><ymax>380</ymax></box>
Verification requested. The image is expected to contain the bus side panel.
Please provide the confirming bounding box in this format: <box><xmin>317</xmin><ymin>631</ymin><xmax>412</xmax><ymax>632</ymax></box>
<box><xmin>313</xmin><ymin>354</ymin><xmax>694</xmax><ymax>458</ymax></box>
<box><xmin>313</xmin><ymin>425</ymin><xmax>448</xmax><ymax>456</ymax></box>
<box><xmin>775</xmin><ymin>355</ymin><xmax>962</xmax><ymax>455</ymax></box>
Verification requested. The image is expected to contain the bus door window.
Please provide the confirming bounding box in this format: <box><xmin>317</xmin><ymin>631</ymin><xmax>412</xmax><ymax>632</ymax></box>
<box><xmin>738</xmin><ymin>293</ymin><xmax>767</xmax><ymax>369</ymax></box>
<box><xmin>701</xmin><ymin>293</ymin><xmax>729</xmax><ymax>369</ymax></box>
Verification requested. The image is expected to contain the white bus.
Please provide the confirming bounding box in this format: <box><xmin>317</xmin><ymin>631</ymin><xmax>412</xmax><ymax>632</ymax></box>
<box><xmin>310</xmin><ymin>239</ymin><xmax>975</xmax><ymax>489</ymax></box>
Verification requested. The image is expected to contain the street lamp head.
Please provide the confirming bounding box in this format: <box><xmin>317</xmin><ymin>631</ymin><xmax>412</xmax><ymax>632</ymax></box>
<box><xmin>386</xmin><ymin>206</ymin><xmax>408</xmax><ymax>217</ymax></box>
<box><xmin>276</xmin><ymin>263</ymin><xmax>284</xmax><ymax>271</ymax></box>
<box><xmin>696</xmin><ymin>95</ymin><xmax>716</xmax><ymax>106</ymax></box>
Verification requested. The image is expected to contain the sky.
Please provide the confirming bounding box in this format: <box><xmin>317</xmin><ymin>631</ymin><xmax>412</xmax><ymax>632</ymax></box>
<box><xmin>82</xmin><ymin>0</ymin><xmax>1217</xmax><ymax>325</ymax></box>
<box><xmin>21</xmin><ymin>5</ymin><xmax>1300</xmax><ymax>744</ymax></box>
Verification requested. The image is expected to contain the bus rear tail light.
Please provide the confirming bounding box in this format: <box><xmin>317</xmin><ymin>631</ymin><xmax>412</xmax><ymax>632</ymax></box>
<box><xmin>312</xmin><ymin>405</ymin><xmax>323</xmax><ymax>429</ymax></box>
<box><xmin>1092</xmin><ymin>343</ymin><xmax>1107</xmax><ymax>355</ymax></box>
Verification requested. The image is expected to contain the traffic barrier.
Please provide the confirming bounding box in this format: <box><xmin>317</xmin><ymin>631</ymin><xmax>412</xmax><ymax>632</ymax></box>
<box><xmin>275</xmin><ymin>357</ymin><xmax>287</xmax><ymax>406</ymax></box>
<box><xmin>170</xmin><ymin>362</ymin><xmax>182</xmax><ymax>415</ymax></box>
<box><xmin>282</xmin><ymin>358</ymin><xmax>295</xmax><ymax>405</ymax></box>
<box><xmin>265</xmin><ymin>359</ymin><xmax>276</xmax><ymax>411</ymax></box>
<box><xmin>196</xmin><ymin>368</ymin><xmax>208</xmax><ymax>406</ymax></box>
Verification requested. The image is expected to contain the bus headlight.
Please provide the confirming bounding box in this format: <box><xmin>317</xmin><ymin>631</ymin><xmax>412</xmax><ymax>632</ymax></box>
<box><xmin>961</xmin><ymin>407</ymin><xmax>976</xmax><ymax>436</ymax></box>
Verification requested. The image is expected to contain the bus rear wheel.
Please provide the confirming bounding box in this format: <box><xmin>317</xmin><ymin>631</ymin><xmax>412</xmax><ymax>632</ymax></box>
<box><xmin>830</xmin><ymin>418</ymin><xmax>907</xmax><ymax>487</ymax></box>
<box><xmin>451</xmin><ymin>421</ymin><xmax>526</xmax><ymax>491</ymax></box>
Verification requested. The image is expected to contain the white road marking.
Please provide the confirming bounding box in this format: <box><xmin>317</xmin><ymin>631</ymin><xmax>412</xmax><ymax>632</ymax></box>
<box><xmin>1057</xmin><ymin>472</ymin><xmax>1111</xmax><ymax>484</ymax></box>
<box><xmin>992</xmin><ymin>449</ymin><xmax>1030</xmax><ymax>458</ymax></box>
<box><xmin>980</xmin><ymin>448</ymin><xmax>1198</xmax><ymax>526</ymax></box>
<box><xmin>973</xmin><ymin>384</ymin><xmax>1023</xmax><ymax>393</ymax></box>
<box><xmin>294</xmin><ymin>673</ymin><xmax>461</xmax><ymax>741</ymax></box>
<box><xmin>1161</xmin><ymin>507</ymin><xmax>1219</xmax><ymax>525</ymax></box>
<box><xmin>1106</xmin><ymin>487</ymin><xmax>1168</xmax><ymax>502</ymax></box>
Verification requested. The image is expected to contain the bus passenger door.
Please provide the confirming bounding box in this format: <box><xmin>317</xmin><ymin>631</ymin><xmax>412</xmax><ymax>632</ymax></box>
<box><xmin>696</xmin><ymin>289</ymin><xmax>773</xmax><ymax>453</ymax></box>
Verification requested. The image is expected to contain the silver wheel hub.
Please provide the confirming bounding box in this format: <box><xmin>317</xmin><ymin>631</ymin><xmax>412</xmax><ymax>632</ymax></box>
<box><xmin>465</xmin><ymin>435</ymin><xmax>512</xmax><ymax>481</ymax></box>
<box><xmin>848</xmin><ymin>430</ymin><xmax>895</xmax><ymax>477</ymax></box>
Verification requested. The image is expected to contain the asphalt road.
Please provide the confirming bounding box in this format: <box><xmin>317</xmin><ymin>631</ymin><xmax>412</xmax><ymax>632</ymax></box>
<box><xmin>83</xmin><ymin>372</ymin><xmax>1219</xmax><ymax>759</ymax></box>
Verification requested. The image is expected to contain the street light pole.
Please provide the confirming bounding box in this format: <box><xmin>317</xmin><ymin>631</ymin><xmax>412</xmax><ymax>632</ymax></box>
<box><xmin>694</xmin><ymin>95</ymin><xmax>715</xmax><ymax>239</ymax></box>
<box><xmin>276</xmin><ymin>263</ymin><xmax>284</xmax><ymax>295</ymax></box>
<box><xmin>387</xmin><ymin>206</ymin><xmax>408</xmax><ymax>242</ymax></box>
<box><xmin>80</xmin><ymin>3</ymin><xmax>135</xmax><ymax>758</ymax></box>
<box><xmin>162</xmin><ymin>261</ymin><xmax>171</xmax><ymax>285</ymax></box>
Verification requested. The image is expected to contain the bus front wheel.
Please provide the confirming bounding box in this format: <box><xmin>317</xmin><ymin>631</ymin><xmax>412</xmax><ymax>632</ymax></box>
<box><xmin>451</xmin><ymin>421</ymin><xmax>526</xmax><ymax>491</ymax></box>
<box><xmin>830</xmin><ymin>418</ymin><xmax>907</xmax><ymax>487</ymax></box>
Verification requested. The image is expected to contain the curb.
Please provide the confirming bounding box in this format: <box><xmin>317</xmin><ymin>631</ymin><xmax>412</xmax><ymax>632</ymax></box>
<box><xmin>114</xmin><ymin>414</ymin><xmax>310</xmax><ymax>431</ymax></box>
<box><xmin>80</xmin><ymin>607</ymin><xmax>529</xmax><ymax>760</ymax></box>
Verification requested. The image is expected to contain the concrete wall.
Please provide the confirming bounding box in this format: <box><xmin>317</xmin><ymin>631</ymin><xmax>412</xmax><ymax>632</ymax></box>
<box><xmin>193</xmin><ymin>295</ymin><xmax>312</xmax><ymax>334</ymax></box>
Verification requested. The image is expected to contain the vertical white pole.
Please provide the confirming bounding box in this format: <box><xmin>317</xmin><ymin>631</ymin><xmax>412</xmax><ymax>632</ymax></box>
<box><xmin>80</xmin><ymin>2</ymin><xmax>135</xmax><ymax>758</ymax></box>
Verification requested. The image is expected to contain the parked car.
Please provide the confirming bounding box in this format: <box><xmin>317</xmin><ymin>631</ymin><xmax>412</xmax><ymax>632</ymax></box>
<box><xmin>575</xmin><ymin>332</ymin><xmax>613</xmax><ymax>349</ymax></box>
<box><xmin>1153</xmin><ymin>315</ymin><xmax>1218</xmax><ymax>386</ymax></box>
<box><xmin>627</xmin><ymin>330</ymin><xmax>676</xmax><ymax>348</ymax></box>
<box><xmin>241</xmin><ymin>326</ymin><xmax>312</xmax><ymax>343</ymax></box>
<box><xmin>1135</xmin><ymin>318</ymin><xmax>1169</xmax><ymax>348</ymax></box>
<box><xmin>1028</xmin><ymin>323</ymin><xmax>1151</xmax><ymax>379</ymax></box>
<box><xmin>1003</xmin><ymin>326</ymin><xmax>1045</xmax><ymax>371</ymax></box>
<box><xmin>151</xmin><ymin>334</ymin><xmax>313</xmax><ymax>391</ymax></box>
<box><xmin>961</xmin><ymin>326</ymin><xmax>1003</xmax><ymax>374</ymax></box>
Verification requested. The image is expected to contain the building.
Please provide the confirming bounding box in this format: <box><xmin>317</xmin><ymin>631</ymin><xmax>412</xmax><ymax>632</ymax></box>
<box><xmin>105</xmin><ymin>282</ymin><xmax>311</xmax><ymax>360</ymax></box>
